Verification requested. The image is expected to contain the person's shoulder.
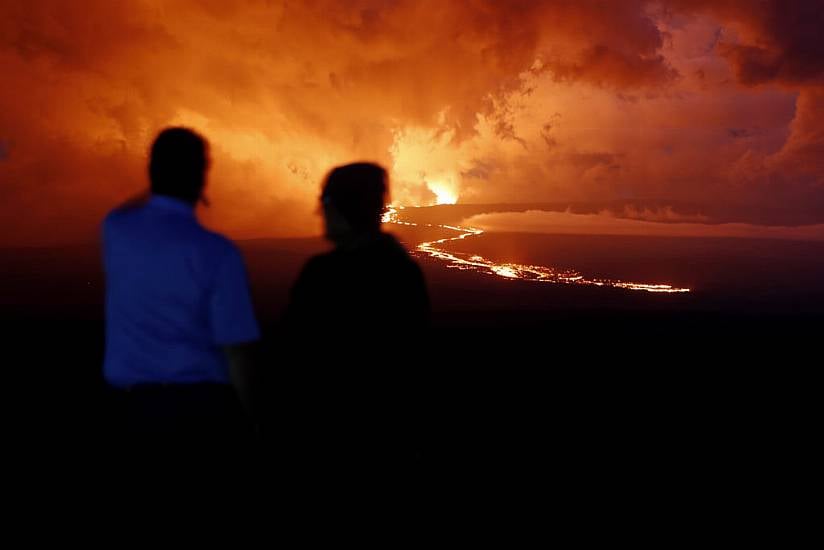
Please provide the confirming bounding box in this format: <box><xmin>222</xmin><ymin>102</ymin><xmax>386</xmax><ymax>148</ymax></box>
<box><xmin>302</xmin><ymin>250</ymin><xmax>337</xmax><ymax>273</ymax></box>
<box><xmin>380</xmin><ymin>233</ymin><xmax>420</xmax><ymax>266</ymax></box>
<box><xmin>104</xmin><ymin>205</ymin><xmax>135</xmax><ymax>223</ymax></box>
<box><xmin>104</xmin><ymin>194</ymin><xmax>152</xmax><ymax>222</ymax></box>
<box><xmin>102</xmin><ymin>202</ymin><xmax>143</xmax><ymax>235</ymax></box>
<box><xmin>102</xmin><ymin>209</ymin><xmax>121</xmax><ymax>232</ymax></box>
<box><xmin>199</xmin><ymin>229</ymin><xmax>243</xmax><ymax>262</ymax></box>
<box><xmin>386</xmin><ymin>235</ymin><xmax>427</xmax><ymax>286</ymax></box>
<box><xmin>293</xmin><ymin>250</ymin><xmax>342</xmax><ymax>287</ymax></box>
<box><xmin>401</xmin><ymin>253</ymin><xmax>425</xmax><ymax>283</ymax></box>
<box><xmin>200</xmin><ymin>228</ymin><xmax>234</xmax><ymax>249</ymax></box>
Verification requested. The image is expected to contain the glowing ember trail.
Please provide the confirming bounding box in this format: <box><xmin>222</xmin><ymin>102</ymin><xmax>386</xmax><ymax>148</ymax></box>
<box><xmin>383</xmin><ymin>207</ymin><xmax>691</xmax><ymax>293</ymax></box>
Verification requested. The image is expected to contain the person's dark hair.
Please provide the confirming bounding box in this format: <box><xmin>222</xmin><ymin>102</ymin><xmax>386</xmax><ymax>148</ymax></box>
<box><xmin>149</xmin><ymin>127</ymin><xmax>209</xmax><ymax>204</ymax></box>
<box><xmin>322</xmin><ymin>163</ymin><xmax>388</xmax><ymax>233</ymax></box>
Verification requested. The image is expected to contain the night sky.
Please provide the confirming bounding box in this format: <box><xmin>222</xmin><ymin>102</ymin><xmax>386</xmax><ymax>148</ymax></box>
<box><xmin>1</xmin><ymin>0</ymin><xmax>822</xmax><ymax>245</ymax></box>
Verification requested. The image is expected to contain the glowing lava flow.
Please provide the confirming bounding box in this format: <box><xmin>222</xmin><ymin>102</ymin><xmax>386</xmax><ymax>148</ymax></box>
<box><xmin>383</xmin><ymin>207</ymin><xmax>690</xmax><ymax>293</ymax></box>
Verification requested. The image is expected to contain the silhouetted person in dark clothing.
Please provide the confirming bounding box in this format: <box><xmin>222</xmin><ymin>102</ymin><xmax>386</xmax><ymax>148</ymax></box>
<box><xmin>272</xmin><ymin>163</ymin><xmax>430</xmax><ymax>479</ymax></box>
<box><xmin>285</xmin><ymin>162</ymin><xmax>430</xmax><ymax>328</ymax></box>
<box><xmin>102</xmin><ymin>127</ymin><xmax>259</xmax><ymax>456</ymax></box>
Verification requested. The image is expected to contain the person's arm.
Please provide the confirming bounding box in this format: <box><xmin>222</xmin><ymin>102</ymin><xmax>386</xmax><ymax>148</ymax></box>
<box><xmin>210</xmin><ymin>245</ymin><xmax>261</xmax><ymax>416</ymax></box>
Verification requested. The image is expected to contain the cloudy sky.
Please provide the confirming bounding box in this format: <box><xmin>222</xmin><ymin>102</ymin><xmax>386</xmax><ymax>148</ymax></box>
<box><xmin>1</xmin><ymin>0</ymin><xmax>822</xmax><ymax>245</ymax></box>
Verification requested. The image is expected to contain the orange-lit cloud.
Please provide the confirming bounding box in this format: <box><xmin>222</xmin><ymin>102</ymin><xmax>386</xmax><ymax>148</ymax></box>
<box><xmin>1</xmin><ymin>1</ymin><xmax>822</xmax><ymax>245</ymax></box>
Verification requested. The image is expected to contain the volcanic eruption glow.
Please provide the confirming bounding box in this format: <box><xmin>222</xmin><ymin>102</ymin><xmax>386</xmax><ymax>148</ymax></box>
<box><xmin>427</xmin><ymin>181</ymin><xmax>459</xmax><ymax>205</ymax></box>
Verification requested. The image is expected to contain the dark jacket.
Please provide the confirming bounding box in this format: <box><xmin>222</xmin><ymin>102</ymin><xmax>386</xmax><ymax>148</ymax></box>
<box><xmin>285</xmin><ymin>232</ymin><xmax>430</xmax><ymax>330</ymax></box>
<box><xmin>272</xmin><ymin>233</ymin><xmax>431</xmax><ymax>471</ymax></box>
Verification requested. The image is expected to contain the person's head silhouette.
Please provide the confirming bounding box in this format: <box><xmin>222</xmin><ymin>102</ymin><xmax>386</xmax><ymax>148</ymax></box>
<box><xmin>321</xmin><ymin>162</ymin><xmax>387</xmax><ymax>244</ymax></box>
<box><xmin>149</xmin><ymin>127</ymin><xmax>209</xmax><ymax>205</ymax></box>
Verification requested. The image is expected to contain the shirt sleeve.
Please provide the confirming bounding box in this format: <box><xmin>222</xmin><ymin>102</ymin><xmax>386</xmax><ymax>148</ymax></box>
<box><xmin>209</xmin><ymin>245</ymin><xmax>260</xmax><ymax>345</ymax></box>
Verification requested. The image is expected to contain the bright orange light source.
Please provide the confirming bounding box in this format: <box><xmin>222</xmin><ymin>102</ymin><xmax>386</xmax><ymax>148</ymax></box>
<box><xmin>427</xmin><ymin>180</ymin><xmax>458</xmax><ymax>205</ymax></box>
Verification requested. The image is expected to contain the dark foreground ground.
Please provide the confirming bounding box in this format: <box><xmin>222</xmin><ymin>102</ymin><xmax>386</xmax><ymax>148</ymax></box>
<box><xmin>1</xmin><ymin>232</ymin><xmax>819</xmax><ymax>498</ymax></box>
